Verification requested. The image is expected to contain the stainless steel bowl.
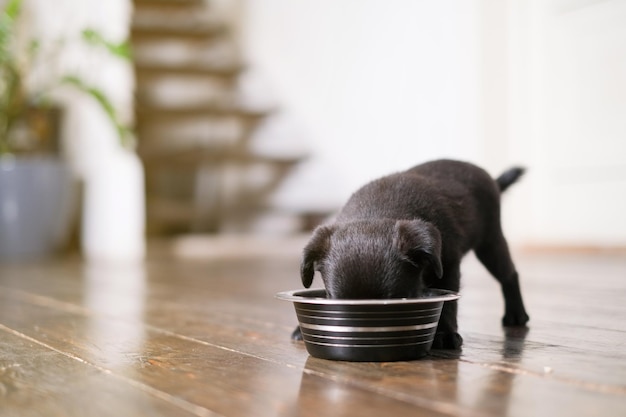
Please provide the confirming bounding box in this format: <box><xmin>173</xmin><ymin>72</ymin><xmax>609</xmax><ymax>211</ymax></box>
<box><xmin>277</xmin><ymin>288</ymin><xmax>460</xmax><ymax>362</ymax></box>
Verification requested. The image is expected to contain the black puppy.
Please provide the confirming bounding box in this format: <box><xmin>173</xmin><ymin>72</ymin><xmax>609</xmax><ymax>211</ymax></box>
<box><xmin>295</xmin><ymin>159</ymin><xmax>529</xmax><ymax>349</ymax></box>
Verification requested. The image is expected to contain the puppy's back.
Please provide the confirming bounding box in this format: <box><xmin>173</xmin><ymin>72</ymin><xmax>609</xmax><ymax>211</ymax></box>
<box><xmin>336</xmin><ymin>159</ymin><xmax>502</xmax><ymax>251</ymax></box>
<box><xmin>407</xmin><ymin>159</ymin><xmax>498</xmax><ymax>197</ymax></box>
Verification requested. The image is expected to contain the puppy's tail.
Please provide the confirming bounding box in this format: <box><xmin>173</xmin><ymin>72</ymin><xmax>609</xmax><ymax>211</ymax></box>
<box><xmin>496</xmin><ymin>167</ymin><xmax>525</xmax><ymax>192</ymax></box>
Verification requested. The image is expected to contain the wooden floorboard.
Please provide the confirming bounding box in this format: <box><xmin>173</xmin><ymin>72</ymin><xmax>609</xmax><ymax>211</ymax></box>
<box><xmin>0</xmin><ymin>326</ymin><xmax>206</xmax><ymax>417</ymax></box>
<box><xmin>0</xmin><ymin>239</ymin><xmax>625</xmax><ymax>416</ymax></box>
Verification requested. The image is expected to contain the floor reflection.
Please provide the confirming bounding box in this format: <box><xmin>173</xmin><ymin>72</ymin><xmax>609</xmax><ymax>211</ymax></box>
<box><xmin>296</xmin><ymin>365</ymin><xmax>356</xmax><ymax>416</ymax></box>
<box><xmin>295</xmin><ymin>357</ymin><xmax>397</xmax><ymax>416</ymax></box>
<box><xmin>83</xmin><ymin>263</ymin><xmax>147</xmax><ymax>368</ymax></box>
<box><xmin>295</xmin><ymin>355</ymin><xmax>462</xmax><ymax>416</ymax></box>
<box><xmin>501</xmin><ymin>326</ymin><xmax>530</xmax><ymax>359</ymax></box>
<box><xmin>472</xmin><ymin>326</ymin><xmax>530</xmax><ymax>415</ymax></box>
<box><xmin>294</xmin><ymin>327</ymin><xmax>529</xmax><ymax>415</ymax></box>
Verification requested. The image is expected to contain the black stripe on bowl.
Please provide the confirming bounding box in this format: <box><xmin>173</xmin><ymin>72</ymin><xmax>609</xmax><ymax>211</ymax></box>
<box><xmin>298</xmin><ymin>321</ymin><xmax>439</xmax><ymax>333</ymax></box>
<box><xmin>300</xmin><ymin>327</ymin><xmax>436</xmax><ymax>338</ymax></box>
<box><xmin>295</xmin><ymin>305</ymin><xmax>443</xmax><ymax>316</ymax></box>
<box><xmin>295</xmin><ymin>312</ymin><xmax>441</xmax><ymax>328</ymax></box>
<box><xmin>302</xmin><ymin>330</ymin><xmax>435</xmax><ymax>347</ymax></box>
<box><xmin>304</xmin><ymin>338</ymin><xmax>434</xmax><ymax>348</ymax></box>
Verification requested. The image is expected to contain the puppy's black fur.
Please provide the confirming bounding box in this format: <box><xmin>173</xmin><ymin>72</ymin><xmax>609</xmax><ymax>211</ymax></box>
<box><xmin>295</xmin><ymin>159</ymin><xmax>529</xmax><ymax>349</ymax></box>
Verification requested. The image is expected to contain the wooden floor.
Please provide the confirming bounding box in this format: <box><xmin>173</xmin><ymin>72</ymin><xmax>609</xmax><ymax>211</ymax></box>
<box><xmin>1</xmin><ymin>237</ymin><xmax>625</xmax><ymax>417</ymax></box>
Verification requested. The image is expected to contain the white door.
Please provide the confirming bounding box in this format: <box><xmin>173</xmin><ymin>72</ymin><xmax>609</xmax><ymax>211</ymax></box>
<box><xmin>502</xmin><ymin>0</ymin><xmax>626</xmax><ymax>248</ymax></box>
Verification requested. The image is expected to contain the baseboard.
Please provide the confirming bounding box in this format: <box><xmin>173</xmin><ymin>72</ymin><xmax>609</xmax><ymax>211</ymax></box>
<box><xmin>519</xmin><ymin>244</ymin><xmax>626</xmax><ymax>255</ymax></box>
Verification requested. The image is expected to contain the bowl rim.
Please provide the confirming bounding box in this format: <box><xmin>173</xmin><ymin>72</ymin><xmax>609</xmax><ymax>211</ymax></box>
<box><xmin>275</xmin><ymin>288</ymin><xmax>460</xmax><ymax>305</ymax></box>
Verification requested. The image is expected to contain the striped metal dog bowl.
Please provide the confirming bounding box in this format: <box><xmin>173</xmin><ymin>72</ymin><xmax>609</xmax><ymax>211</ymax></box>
<box><xmin>277</xmin><ymin>288</ymin><xmax>460</xmax><ymax>362</ymax></box>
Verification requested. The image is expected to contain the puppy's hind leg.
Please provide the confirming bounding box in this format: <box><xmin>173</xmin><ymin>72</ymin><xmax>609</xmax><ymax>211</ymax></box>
<box><xmin>475</xmin><ymin>231</ymin><xmax>530</xmax><ymax>327</ymax></box>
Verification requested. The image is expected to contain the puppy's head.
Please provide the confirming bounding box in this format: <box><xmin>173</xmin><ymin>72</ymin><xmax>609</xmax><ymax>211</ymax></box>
<box><xmin>300</xmin><ymin>219</ymin><xmax>443</xmax><ymax>299</ymax></box>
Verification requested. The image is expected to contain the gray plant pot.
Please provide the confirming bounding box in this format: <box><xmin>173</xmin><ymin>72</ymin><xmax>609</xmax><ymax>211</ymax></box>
<box><xmin>0</xmin><ymin>155</ymin><xmax>77</xmax><ymax>261</ymax></box>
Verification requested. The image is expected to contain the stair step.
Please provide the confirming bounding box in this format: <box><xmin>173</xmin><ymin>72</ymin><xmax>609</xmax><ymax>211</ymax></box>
<box><xmin>145</xmin><ymin>199</ymin><xmax>283</xmax><ymax>227</ymax></box>
<box><xmin>137</xmin><ymin>133</ymin><xmax>249</xmax><ymax>150</ymax></box>
<box><xmin>136</xmin><ymin>115</ymin><xmax>250</xmax><ymax>147</ymax></box>
<box><xmin>136</xmin><ymin>105</ymin><xmax>272</xmax><ymax>120</ymax></box>
<box><xmin>132</xmin><ymin>36</ymin><xmax>238</xmax><ymax>69</ymax></box>
<box><xmin>131</xmin><ymin>24</ymin><xmax>227</xmax><ymax>41</ymax></box>
<box><xmin>134</xmin><ymin>62</ymin><xmax>244</xmax><ymax>78</ymax></box>
<box><xmin>141</xmin><ymin>146</ymin><xmax>304</xmax><ymax>167</ymax></box>
<box><xmin>135</xmin><ymin>75</ymin><xmax>239</xmax><ymax>110</ymax></box>
<box><xmin>133</xmin><ymin>5</ymin><xmax>221</xmax><ymax>31</ymax></box>
<box><xmin>134</xmin><ymin>0</ymin><xmax>204</xmax><ymax>11</ymax></box>
<box><xmin>146</xmin><ymin>198</ymin><xmax>196</xmax><ymax>225</ymax></box>
<box><xmin>147</xmin><ymin>203</ymin><xmax>318</xmax><ymax>235</ymax></box>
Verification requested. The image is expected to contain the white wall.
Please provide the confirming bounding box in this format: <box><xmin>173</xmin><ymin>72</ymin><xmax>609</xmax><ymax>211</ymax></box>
<box><xmin>241</xmin><ymin>0</ymin><xmax>482</xmax><ymax>210</ymax></box>
<box><xmin>242</xmin><ymin>0</ymin><xmax>626</xmax><ymax>247</ymax></box>
<box><xmin>504</xmin><ymin>0</ymin><xmax>626</xmax><ymax>247</ymax></box>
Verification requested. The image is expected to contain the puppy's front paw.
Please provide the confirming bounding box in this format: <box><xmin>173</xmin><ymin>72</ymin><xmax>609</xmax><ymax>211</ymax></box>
<box><xmin>291</xmin><ymin>326</ymin><xmax>303</xmax><ymax>341</ymax></box>
<box><xmin>431</xmin><ymin>332</ymin><xmax>463</xmax><ymax>350</ymax></box>
<box><xmin>502</xmin><ymin>310</ymin><xmax>530</xmax><ymax>327</ymax></box>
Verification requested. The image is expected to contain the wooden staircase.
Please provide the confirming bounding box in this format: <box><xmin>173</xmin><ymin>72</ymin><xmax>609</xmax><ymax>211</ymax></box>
<box><xmin>131</xmin><ymin>0</ymin><xmax>306</xmax><ymax>234</ymax></box>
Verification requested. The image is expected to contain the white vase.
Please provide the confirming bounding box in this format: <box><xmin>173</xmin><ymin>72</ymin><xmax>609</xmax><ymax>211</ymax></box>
<box><xmin>81</xmin><ymin>148</ymin><xmax>146</xmax><ymax>263</ymax></box>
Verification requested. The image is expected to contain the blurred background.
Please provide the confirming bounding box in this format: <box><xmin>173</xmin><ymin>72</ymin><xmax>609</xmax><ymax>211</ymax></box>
<box><xmin>1</xmin><ymin>0</ymin><xmax>625</xmax><ymax>263</ymax></box>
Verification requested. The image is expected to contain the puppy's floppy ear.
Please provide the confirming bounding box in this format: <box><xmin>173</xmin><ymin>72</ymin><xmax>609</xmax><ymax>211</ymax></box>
<box><xmin>301</xmin><ymin>225</ymin><xmax>334</xmax><ymax>288</ymax></box>
<box><xmin>393</xmin><ymin>219</ymin><xmax>443</xmax><ymax>279</ymax></box>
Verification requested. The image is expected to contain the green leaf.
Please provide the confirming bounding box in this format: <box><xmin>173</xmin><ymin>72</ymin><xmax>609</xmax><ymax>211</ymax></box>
<box><xmin>3</xmin><ymin>0</ymin><xmax>22</xmax><ymax>20</ymax></box>
<box><xmin>0</xmin><ymin>0</ymin><xmax>22</xmax><ymax>61</ymax></box>
<box><xmin>81</xmin><ymin>28</ymin><xmax>132</xmax><ymax>60</ymax></box>
<box><xmin>61</xmin><ymin>75</ymin><xmax>133</xmax><ymax>148</ymax></box>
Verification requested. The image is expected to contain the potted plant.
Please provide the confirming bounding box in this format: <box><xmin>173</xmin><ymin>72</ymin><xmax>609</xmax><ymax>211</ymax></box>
<box><xmin>0</xmin><ymin>0</ymin><xmax>138</xmax><ymax>261</ymax></box>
